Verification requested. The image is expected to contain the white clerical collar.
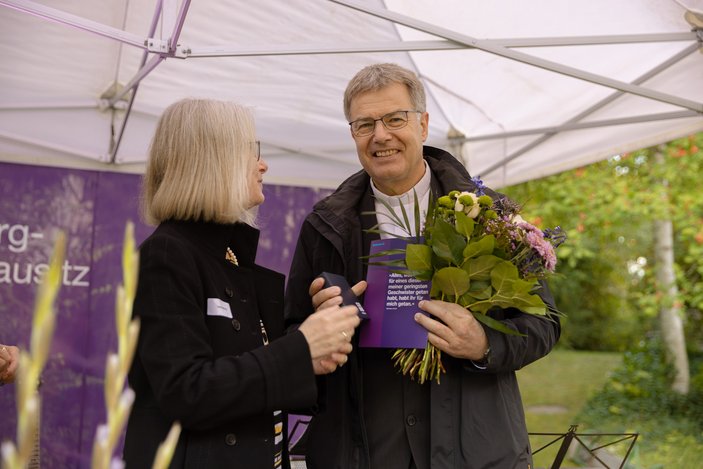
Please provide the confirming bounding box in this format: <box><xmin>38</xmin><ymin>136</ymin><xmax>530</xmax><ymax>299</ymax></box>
<box><xmin>371</xmin><ymin>160</ymin><xmax>431</xmax><ymax>238</ymax></box>
<box><xmin>371</xmin><ymin>160</ymin><xmax>431</xmax><ymax>206</ymax></box>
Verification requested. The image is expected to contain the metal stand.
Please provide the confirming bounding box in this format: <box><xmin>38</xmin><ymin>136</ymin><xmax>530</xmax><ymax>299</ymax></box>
<box><xmin>530</xmin><ymin>425</ymin><xmax>639</xmax><ymax>469</ymax></box>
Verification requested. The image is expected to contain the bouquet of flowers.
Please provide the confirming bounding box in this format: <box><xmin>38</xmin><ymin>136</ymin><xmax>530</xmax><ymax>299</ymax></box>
<box><xmin>367</xmin><ymin>177</ymin><xmax>565</xmax><ymax>384</ymax></box>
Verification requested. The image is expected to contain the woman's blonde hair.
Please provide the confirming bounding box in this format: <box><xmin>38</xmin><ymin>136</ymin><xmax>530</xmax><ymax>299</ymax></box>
<box><xmin>142</xmin><ymin>98</ymin><xmax>258</xmax><ymax>226</ymax></box>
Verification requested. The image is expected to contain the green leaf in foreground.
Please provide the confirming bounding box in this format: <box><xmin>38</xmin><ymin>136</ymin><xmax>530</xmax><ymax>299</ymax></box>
<box><xmin>468</xmin><ymin>261</ymin><xmax>548</xmax><ymax>315</ymax></box>
<box><xmin>433</xmin><ymin>266</ymin><xmax>470</xmax><ymax>297</ymax></box>
<box><xmin>463</xmin><ymin>254</ymin><xmax>502</xmax><ymax>280</ymax></box>
<box><xmin>432</xmin><ymin>218</ymin><xmax>467</xmax><ymax>265</ymax></box>
<box><xmin>463</xmin><ymin>234</ymin><xmax>495</xmax><ymax>259</ymax></box>
<box><xmin>406</xmin><ymin>243</ymin><xmax>433</xmax><ymax>272</ymax></box>
<box><xmin>454</xmin><ymin>211</ymin><xmax>474</xmax><ymax>239</ymax></box>
<box><xmin>471</xmin><ymin>310</ymin><xmax>525</xmax><ymax>336</ymax></box>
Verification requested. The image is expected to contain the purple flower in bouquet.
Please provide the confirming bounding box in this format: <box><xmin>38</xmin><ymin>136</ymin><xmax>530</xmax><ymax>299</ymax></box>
<box><xmin>518</xmin><ymin>222</ymin><xmax>557</xmax><ymax>272</ymax></box>
<box><xmin>470</xmin><ymin>176</ymin><xmax>486</xmax><ymax>196</ymax></box>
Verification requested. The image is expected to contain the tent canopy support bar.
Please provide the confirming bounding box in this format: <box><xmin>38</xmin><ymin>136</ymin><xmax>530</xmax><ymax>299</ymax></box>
<box><xmin>184</xmin><ymin>32</ymin><xmax>699</xmax><ymax>57</ymax></box>
<box><xmin>331</xmin><ymin>0</ymin><xmax>703</xmax><ymax>113</ymax></box>
<box><xmin>0</xmin><ymin>129</ymin><xmax>107</xmax><ymax>161</ymax></box>
<box><xmin>459</xmin><ymin>111</ymin><xmax>700</xmax><ymax>142</ymax></box>
<box><xmin>479</xmin><ymin>42</ymin><xmax>700</xmax><ymax>176</ymax></box>
<box><xmin>0</xmin><ymin>0</ymin><xmax>144</xmax><ymax>47</ymax></box>
<box><xmin>2</xmin><ymin>1</ymin><xmax>697</xmax><ymax>55</ymax></box>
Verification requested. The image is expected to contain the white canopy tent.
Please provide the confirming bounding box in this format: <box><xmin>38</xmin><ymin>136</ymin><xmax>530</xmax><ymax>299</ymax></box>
<box><xmin>1</xmin><ymin>0</ymin><xmax>702</xmax><ymax>189</ymax></box>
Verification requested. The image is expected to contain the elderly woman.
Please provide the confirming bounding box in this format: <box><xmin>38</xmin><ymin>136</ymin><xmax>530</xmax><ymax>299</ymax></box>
<box><xmin>123</xmin><ymin>99</ymin><xmax>360</xmax><ymax>468</ymax></box>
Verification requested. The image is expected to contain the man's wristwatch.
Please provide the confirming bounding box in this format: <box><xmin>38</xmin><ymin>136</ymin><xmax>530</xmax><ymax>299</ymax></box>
<box><xmin>478</xmin><ymin>345</ymin><xmax>491</xmax><ymax>364</ymax></box>
<box><xmin>470</xmin><ymin>345</ymin><xmax>491</xmax><ymax>370</ymax></box>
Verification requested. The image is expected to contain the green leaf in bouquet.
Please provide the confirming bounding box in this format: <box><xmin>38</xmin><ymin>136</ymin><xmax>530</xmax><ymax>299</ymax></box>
<box><xmin>366</xmin><ymin>259</ymin><xmax>408</xmax><ymax>268</ymax></box>
<box><xmin>412</xmin><ymin>189</ymin><xmax>422</xmax><ymax>241</ymax></box>
<box><xmin>491</xmin><ymin>260</ymin><xmax>519</xmax><ymax>280</ymax></box>
<box><xmin>463</xmin><ymin>254</ymin><xmax>502</xmax><ymax>280</ymax></box>
<box><xmin>467</xmin><ymin>279</ymin><xmax>493</xmax><ymax>299</ymax></box>
<box><xmin>430</xmin><ymin>279</ymin><xmax>442</xmax><ymax>298</ymax></box>
<box><xmin>406</xmin><ymin>243</ymin><xmax>432</xmax><ymax>272</ymax></box>
<box><xmin>490</xmin><ymin>261</ymin><xmax>534</xmax><ymax>294</ymax></box>
<box><xmin>398</xmin><ymin>196</ymin><xmax>413</xmax><ymax>236</ymax></box>
<box><xmin>463</xmin><ymin>234</ymin><xmax>495</xmax><ymax>259</ymax></box>
<box><xmin>492</xmin><ymin>247</ymin><xmax>509</xmax><ymax>260</ymax></box>
<box><xmin>457</xmin><ymin>293</ymin><xmax>475</xmax><ymax>307</ymax></box>
<box><xmin>432</xmin><ymin>266</ymin><xmax>470</xmax><ymax>297</ymax></box>
<box><xmin>467</xmin><ymin>264</ymin><xmax>548</xmax><ymax>315</ymax></box>
<box><xmin>361</xmin><ymin>248</ymin><xmax>407</xmax><ymax>260</ymax></box>
<box><xmin>431</xmin><ymin>251</ymin><xmax>450</xmax><ymax>270</ymax></box>
<box><xmin>487</xmin><ymin>290</ymin><xmax>547</xmax><ymax>316</ymax></box>
<box><xmin>408</xmin><ymin>269</ymin><xmax>434</xmax><ymax>281</ymax></box>
<box><xmin>454</xmin><ymin>211</ymin><xmax>474</xmax><ymax>239</ymax></box>
<box><xmin>431</xmin><ymin>218</ymin><xmax>466</xmax><ymax>265</ymax></box>
<box><xmin>363</xmin><ymin>194</ymin><xmax>414</xmax><ymax>237</ymax></box>
<box><xmin>364</xmin><ymin>226</ymin><xmax>413</xmax><ymax>239</ymax></box>
<box><xmin>471</xmin><ymin>310</ymin><xmax>525</xmax><ymax>336</ymax></box>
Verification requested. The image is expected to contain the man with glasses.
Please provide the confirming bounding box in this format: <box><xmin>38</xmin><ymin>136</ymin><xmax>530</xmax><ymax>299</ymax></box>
<box><xmin>285</xmin><ymin>63</ymin><xmax>559</xmax><ymax>469</ymax></box>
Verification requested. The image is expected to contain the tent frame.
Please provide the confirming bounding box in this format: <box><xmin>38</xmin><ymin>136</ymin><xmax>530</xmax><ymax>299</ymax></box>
<box><xmin>2</xmin><ymin>0</ymin><xmax>702</xmax><ymax>173</ymax></box>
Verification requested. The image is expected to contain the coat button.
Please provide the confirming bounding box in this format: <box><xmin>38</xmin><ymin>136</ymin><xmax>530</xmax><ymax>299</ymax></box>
<box><xmin>225</xmin><ymin>433</ymin><xmax>237</xmax><ymax>446</ymax></box>
<box><xmin>406</xmin><ymin>414</ymin><xmax>417</xmax><ymax>426</ymax></box>
<box><xmin>225</xmin><ymin>288</ymin><xmax>233</xmax><ymax>298</ymax></box>
<box><xmin>231</xmin><ymin>319</ymin><xmax>241</xmax><ymax>331</ymax></box>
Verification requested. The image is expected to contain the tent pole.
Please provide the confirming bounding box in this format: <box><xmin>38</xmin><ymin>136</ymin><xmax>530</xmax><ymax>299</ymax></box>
<box><xmin>106</xmin><ymin>0</ymin><xmax>192</xmax><ymax>163</ymax></box>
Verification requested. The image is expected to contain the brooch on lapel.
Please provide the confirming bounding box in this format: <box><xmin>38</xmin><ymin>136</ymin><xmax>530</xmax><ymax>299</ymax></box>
<box><xmin>225</xmin><ymin>247</ymin><xmax>239</xmax><ymax>266</ymax></box>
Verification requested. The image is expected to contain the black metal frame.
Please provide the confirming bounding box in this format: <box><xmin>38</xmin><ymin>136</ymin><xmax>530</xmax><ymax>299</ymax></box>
<box><xmin>289</xmin><ymin>420</ymin><xmax>639</xmax><ymax>468</ymax></box>
<box><xmin>529</xmin><ymin>425</ymin><xmax>639</xmax><ymax>469</ymax></box>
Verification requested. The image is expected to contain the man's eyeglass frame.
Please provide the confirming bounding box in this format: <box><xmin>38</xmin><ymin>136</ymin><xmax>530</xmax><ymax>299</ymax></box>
<box><xmin>348</xmin><ymin>110</ymin><xmax>422</xmax><ymax>137</ymax></box>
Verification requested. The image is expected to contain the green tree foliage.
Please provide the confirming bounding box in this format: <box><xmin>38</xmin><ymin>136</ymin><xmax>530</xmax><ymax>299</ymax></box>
<box><xmin>501</xmin><ymin>133</ymin><xmax>703</xmax><ymax>352</ymax></box>
<box><xmin>577</xmin><ymin>336</ymin><xmax>703</xmax><ymax>467</ymax></box>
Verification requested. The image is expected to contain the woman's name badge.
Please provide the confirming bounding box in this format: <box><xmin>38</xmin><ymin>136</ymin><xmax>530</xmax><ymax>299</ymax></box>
<box><xmin>206</xmin><ymin>298</ymin><xmax>233</xmax><ymax>318</ymax></box>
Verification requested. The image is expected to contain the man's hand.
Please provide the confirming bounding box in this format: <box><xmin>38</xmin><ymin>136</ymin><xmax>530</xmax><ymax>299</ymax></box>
<box><xmin>414</xmin><ymin>300</ymin><xmax>488</xmax><ymax>361</ymax></box>
<box><xmin>309</xmin><ymin>277</ymin><xmax>367</xmax><ymax>311</ymax></box>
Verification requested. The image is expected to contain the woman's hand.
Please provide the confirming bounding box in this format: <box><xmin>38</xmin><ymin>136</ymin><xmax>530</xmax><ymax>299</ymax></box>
<box><xmin>0</xmin><ymin>345</ymin><xmax>20</xmax><ymax>385</ymax></box>
<box><xmin>298</xmin><ymin>304</ymin><xmax>361</xmax><ymax>375</ymax></box>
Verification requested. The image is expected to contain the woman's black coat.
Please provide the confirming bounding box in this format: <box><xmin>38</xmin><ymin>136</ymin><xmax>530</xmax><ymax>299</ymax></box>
<box><xmin>124</xmin><ymin>221</ymin><xmax>317</xmax><ymax>468</ymax></box>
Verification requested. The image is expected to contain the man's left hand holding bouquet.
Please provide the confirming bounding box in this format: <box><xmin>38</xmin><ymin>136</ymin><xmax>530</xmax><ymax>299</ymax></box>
<box><xmin>414</xmin><ymin>300</ymin><xmax>489</xmax><ymax>362</ymax></box>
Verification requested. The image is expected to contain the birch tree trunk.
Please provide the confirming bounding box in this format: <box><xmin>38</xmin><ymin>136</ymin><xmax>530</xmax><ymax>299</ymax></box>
<box><xmin>654</xmin><ymin>147</ymin><xmax>689</xmax><ymax>394</ymax></box>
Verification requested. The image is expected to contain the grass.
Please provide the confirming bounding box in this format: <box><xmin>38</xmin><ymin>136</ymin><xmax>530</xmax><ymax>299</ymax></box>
<box><xmin>517</xmin><ymin>349</ymin><xmax>622</xmax><ymax>468</ymax></box>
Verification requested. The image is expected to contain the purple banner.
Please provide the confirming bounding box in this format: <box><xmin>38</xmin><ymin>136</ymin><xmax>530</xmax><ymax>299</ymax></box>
<box><xmin>0</xmin><ymin>161</ymin><xmax>331</xmax><ymax>467</ymax></box>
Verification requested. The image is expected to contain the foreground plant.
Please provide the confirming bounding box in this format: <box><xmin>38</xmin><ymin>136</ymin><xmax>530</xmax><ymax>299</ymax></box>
<box><xmin>90</xmin><ymin>221</ymin><xmax>181</xmax><ymax>469</ymax></box>
<box><xmin>91</xmin><ymin>222</ymin><xmax>141</xmax><ymax>468</ymax></box>
<box><xmin>1</xmin><ymin>232</ymin><xmax>65</xmax><ymax>469</ymax></box>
